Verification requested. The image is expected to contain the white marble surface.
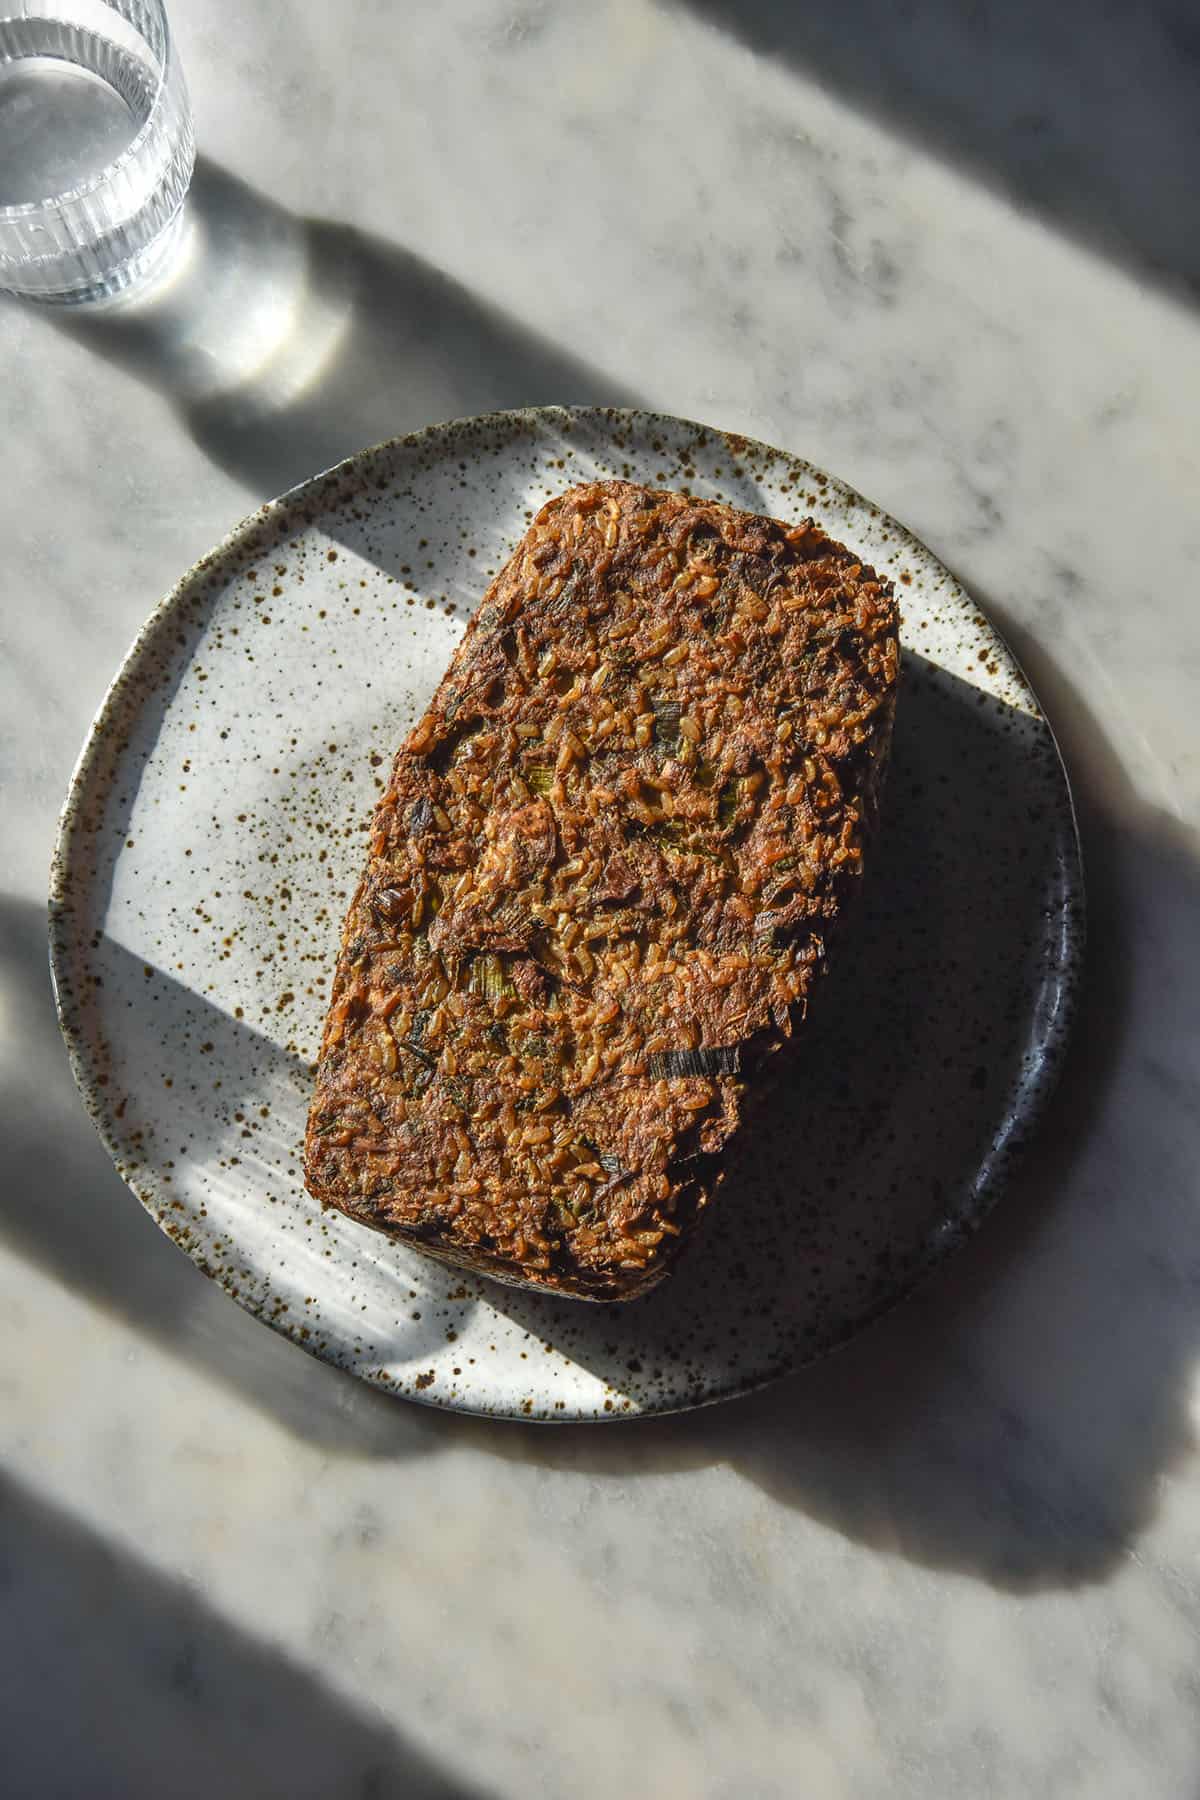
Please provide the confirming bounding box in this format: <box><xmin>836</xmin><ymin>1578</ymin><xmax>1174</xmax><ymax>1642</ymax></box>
<box><xmin>2</xmin><ymin>2</ymin><xmax>1199</xmax><ymax>1794</ymax></box>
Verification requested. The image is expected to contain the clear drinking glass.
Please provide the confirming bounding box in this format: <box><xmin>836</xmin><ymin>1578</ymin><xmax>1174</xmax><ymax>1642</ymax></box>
<box><xmin>0</xmin><ymin>0</ymin><xmax>194</xmax><ymax>304</ymax></box>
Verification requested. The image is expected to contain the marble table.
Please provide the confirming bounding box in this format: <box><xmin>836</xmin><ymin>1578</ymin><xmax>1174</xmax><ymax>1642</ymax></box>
<box><xmin>3</xmin><ymin>3</ymin><xmax>1198</xmax><ymax>1794</ymax></box>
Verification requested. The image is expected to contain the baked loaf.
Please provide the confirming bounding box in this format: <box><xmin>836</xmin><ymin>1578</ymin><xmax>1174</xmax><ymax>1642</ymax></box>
<box><xmin>305</xmin><ymin>480</ymin><xmax>899</xmax><ymax>1299</ymax></box>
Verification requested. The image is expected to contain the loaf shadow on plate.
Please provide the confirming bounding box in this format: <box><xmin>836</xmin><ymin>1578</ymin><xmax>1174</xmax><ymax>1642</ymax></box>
<box><xmin>483</xmin><ymin>622</ymin><xmax>1200</xmax><ymax>1594</ymax></box>
<box><xmin>481</xmin><ymin>648</ymin><xmax>1082</xmax><ymax>1398</ymax></box>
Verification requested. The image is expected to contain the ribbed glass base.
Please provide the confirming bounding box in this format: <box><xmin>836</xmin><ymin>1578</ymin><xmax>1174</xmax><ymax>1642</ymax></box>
<box><xmin>0</xmin><ymin>2</ymin><xmax>194</xmax><ymax>306</ymax></box>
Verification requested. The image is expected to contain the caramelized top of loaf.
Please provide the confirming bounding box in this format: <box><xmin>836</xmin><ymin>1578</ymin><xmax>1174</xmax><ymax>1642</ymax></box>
<box><xmin>305</xmin><ymin>481</ymin><xmax>899</xmax><ymax>1299</ymax></box>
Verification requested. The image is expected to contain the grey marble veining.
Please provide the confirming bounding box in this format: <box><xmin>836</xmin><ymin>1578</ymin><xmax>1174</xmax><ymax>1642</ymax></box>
<box><xmin>2</xmin><ymin>2</ymin><xmax>1199</xmax><ymax>1795</ymax></box>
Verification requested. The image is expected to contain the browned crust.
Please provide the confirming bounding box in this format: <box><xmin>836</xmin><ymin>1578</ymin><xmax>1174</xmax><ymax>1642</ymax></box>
<box><xmin>304</xmin><ymin>480</ymin><xmax>899</xmax><ymax>1299</ymax></box>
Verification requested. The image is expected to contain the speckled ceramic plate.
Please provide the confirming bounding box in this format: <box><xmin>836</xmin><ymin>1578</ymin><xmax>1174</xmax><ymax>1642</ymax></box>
<box><xmin>50</xmin><ymin>407</ymin><xmax>1082</xmax><ymax>1420</ymax></box>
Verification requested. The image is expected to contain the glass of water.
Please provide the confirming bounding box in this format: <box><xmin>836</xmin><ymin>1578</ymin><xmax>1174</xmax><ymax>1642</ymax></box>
<box><xmin>0</xmin><ymin>0</ymin><xmax>194</xmax><ymax>304</ymax></box>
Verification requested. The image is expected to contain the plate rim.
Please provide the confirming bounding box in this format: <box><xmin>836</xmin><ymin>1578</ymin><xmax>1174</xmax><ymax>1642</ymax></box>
<box><xmin>48</xmin><ymin>404</ymin><xmax>1086</xmax><ymax>1422</ymax></box>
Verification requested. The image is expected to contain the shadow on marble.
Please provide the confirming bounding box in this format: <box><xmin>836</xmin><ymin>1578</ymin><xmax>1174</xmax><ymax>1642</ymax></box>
<box><xmin>0</xmin><ymin>894</ymin><xmax>444</xmax><ymax>1458</ymax></box>
<box><xmin>677</xmin><ymin>0</ymin><xmax>1200</xmax><ymax>306</ymax></box>
<box><xmin>0</xmin><ymin>1467</ymin><xmax>491</xmax><ymax>1800</ymax></box>
<box><xmin>39</xmin><ymin>156</ymin><xmax>638</xmax><ymax>546</ymax></box>
<box><xmin>456</xmin><ymin>615</ymin><xmax>1200</xmax><ymax>1592</ymax></box>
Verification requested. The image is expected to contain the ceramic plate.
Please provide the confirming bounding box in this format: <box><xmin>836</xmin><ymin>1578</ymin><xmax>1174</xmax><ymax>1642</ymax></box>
<box><xmin>50</xmin><ymin>407</ymin><xmax>1083</xmax><ymax>1420</ymax></box>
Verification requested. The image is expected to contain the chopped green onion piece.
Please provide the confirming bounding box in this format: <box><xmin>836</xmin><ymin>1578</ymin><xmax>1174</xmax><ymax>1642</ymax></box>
<box><xmin>469</xmin><ymin>953</ymin><xmax>515</xmax><ymax>1000</ymax></box>
<box><xmin>717</xmin><ymin>775</ymin><xmax>754</xmax><ymax>827</ymax></box>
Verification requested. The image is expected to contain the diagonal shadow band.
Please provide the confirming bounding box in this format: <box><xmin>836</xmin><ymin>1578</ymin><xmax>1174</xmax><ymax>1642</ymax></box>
<box><xmin>676</xmin><ymin>0</ymin><xmax>1200</xmax><ymax>308</ymax></box>
<box><xmin>0</xmin><ymin>1467</ymin><xmax>493</xmax><ymax>1800</ymax></box>
<box><xmin>39</xmin><ymin>156</ymin><xmax>642</xmax><ymax>538</ymax></box>
<box><xmin>0</xmin><ymin>891</ymin><xmax>443</xmax><ymax>1456</ymax></box>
